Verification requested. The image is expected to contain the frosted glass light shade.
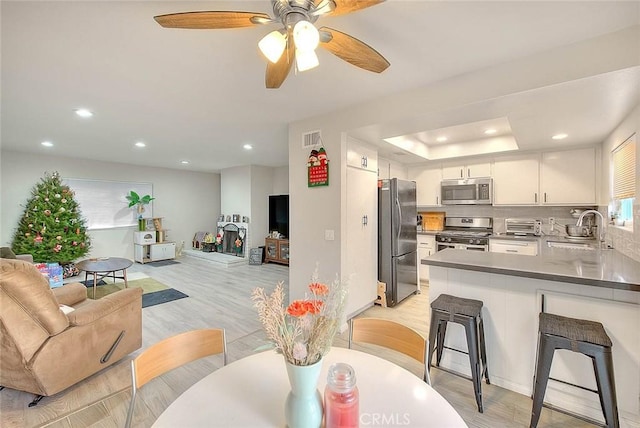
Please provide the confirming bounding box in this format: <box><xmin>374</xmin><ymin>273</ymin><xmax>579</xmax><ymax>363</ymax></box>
<box><xmin>295</xmin><ymin>49</ymin><xmax>319</xmax><ymax>72</ymax></box>
<box><xmin>293</xmin><ymin>20</ymin><xmax>319</xmax><ymax>52</ymax></box>
<box><xmin>259</xmin><ymin>30</ymin><xmax>287</xmax><ymax>63</ymax></box>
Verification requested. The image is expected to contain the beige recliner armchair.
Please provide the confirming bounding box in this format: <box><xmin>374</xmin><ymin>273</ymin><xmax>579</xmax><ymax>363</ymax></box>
<box><xmin>0</xmin><ymin>259</ymin><xmax>142</xmax><ymax>405</ymax></box>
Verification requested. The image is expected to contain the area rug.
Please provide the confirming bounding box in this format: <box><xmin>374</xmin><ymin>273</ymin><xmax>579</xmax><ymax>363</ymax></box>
<box><xmin>86</xmin><ymin>277</ymin><xmax>188</xmax><ymax>308</ymax></box>
<box><xmin>146</xmin><ymin>259</ymin><xmax>181</xmax><ymax>267</ymax></box>
<box><xmin>141</xmin><ymin>288</ymin><xmax>188</xmax><ymax>308</ymax></box>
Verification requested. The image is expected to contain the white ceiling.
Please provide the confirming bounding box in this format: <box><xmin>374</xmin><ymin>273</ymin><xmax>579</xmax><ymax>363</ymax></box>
<box><xmin>2</xmin><ymin>1</ymin><xmax>640</xmax><ymax>172</ymax></box>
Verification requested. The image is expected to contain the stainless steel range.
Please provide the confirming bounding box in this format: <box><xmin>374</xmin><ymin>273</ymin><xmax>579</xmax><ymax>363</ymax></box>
<box><xmin>436</xmin><ymin>217</ymin><xmax>493</xmax><ymax>252</ymax></box>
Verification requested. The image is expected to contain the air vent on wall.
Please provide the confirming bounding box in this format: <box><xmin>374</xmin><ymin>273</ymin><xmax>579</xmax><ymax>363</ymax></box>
<box><xmin>302</xmin><ymin>130</ymin><xmax>322</xmax><ymax>149</ymax></box>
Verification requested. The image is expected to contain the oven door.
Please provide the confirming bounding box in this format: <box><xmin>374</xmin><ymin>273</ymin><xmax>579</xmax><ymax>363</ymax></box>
<box><xmin>437</xmin><ymin>242</ymin><xmax>488</xmax><ymax>252</ymax></box>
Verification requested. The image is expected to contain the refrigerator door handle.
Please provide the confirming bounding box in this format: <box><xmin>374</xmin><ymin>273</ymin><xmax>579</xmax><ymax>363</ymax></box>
<box><xmin>395</xmin><ymin>197</ymin><xmax>402</xmax><ymax>242</ymax></box>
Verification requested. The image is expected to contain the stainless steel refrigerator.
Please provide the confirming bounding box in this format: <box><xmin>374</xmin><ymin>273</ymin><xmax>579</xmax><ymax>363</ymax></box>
<box><xmin>378</xmin><ymin>178</ymin><xmax>418</xmax><ymax>307</ymax></box>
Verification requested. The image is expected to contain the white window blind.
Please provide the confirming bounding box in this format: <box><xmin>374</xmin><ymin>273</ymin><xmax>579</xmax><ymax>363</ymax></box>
<box><xmin>612</xmin><ymin>135</ymin><xmax>636</xmax><ymax>200</ymax></box>
<box><xmin>63</xmin><ymin>178</ymin><xmax>153</xmax><ymax>230</ymax></box>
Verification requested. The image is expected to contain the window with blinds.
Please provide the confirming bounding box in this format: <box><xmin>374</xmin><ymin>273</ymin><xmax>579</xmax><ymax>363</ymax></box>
<box><xmin>612</xmin><ymin>134</ymin><xmax>636</xmax><ymax>223</ymax></box>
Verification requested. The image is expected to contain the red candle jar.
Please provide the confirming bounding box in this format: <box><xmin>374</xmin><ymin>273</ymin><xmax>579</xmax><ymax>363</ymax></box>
<box><xmin>324</xmin><ymin>363</ymin><xmax>359</xmax><ymax>428</ymax></box>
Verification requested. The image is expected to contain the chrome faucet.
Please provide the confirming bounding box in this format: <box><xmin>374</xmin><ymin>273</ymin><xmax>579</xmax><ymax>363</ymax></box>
<box><xmin>576</xmin><ymin>209</ymin><xmax>605</xmax><ymax>244</ymax></box>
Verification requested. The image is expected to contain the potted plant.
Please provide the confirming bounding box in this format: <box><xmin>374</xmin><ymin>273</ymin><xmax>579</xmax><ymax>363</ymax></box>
<box><xmin>126</xmin><ymin>191</ymin><xmax>155</xmax><ymax>231</ymax></box>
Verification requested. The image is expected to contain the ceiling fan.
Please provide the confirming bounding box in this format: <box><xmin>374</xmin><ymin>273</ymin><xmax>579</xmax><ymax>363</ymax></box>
<box><xmin>154</xmin><ymin>0</ymin><xmax>390</xmax><ymax>88</ymax></box>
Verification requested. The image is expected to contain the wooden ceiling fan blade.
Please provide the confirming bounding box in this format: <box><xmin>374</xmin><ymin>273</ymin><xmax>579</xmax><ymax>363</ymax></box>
<box><xmin>319</xmin><ymin>27</ymin><xmax>390</xmax><ymax>73</ymax></box>
<box><xmin>154</xmin><ymin>11</ymin><xmax>271</xmax><ymax>29</ymax></box>
<box><xmin>316</xmin><ymin>0</ymin><xmax>384</xmax><ymax>17</ymax></box>
<box><xmin>266</xmin><ymin>39</ymin><xmax>295</xmax><ymax>89</ymax></box>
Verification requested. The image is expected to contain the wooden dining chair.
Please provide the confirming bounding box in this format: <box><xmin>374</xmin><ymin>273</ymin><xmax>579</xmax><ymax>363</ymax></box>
<box><xmin>349</xmin><ymin>318</ymin><xmax>431</xmax><ymax>385</ymax></box>
<box><xmin>125</xmin><ymin>328</ymin><xmax>227</xmax><ymax>428</ymax></box>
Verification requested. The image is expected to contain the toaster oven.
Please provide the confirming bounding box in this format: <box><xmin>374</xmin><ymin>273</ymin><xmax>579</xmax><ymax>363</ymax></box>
<box><xmin>505</xmin><ymin>218</ymin><xmax>542</xmax><ymax>236</ymax></box>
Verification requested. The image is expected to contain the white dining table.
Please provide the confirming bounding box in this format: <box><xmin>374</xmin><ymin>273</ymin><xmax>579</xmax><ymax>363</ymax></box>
<box><xmin>152</xmin><ymin>347</ymin><xmax>468</xmax><ymax>427</ymax></box>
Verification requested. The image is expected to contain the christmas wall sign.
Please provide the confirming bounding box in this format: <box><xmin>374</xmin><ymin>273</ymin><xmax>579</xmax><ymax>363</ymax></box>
<box><xmin>307</xmin><ymin>147</ymin><xmax>329</xmax><ymax>187</ymax></box>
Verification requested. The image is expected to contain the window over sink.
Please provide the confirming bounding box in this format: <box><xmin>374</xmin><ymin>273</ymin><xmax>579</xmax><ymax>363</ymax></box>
<box><xmin>611</xmin><ymin>134</ymin><xmax>635</xmax><ymax>225</ymax></box>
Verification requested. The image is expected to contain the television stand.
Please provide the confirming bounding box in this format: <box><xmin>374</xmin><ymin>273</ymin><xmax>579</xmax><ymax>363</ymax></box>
<box><xmin>264</xmin><ymin>238</ymin><xmax>289</xmax><ymax>265</ymax></box>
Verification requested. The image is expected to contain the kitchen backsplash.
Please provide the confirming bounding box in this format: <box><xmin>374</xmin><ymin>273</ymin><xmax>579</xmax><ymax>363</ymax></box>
<box><xmin>605</xmin><ymin>201</ymin><xmax>640</xmax><ymax>263</ymax></box>
<box><xmin>417</xmin><ymin>205</ymin><xmax>597</xmax><ymax>233</ymax></box>
<box><xmin>418</xmin><ymin>204</ymin><xmax>640</xmax><ymax>262</ymax></box>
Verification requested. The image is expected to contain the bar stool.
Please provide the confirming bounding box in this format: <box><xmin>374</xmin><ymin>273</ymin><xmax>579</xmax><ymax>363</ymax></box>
<box><xmin>530</xmin><ymin>312</ymin><xmax>619</xmax><ymax>428</ymax></box>
<box><xmin>428</xmin><ymin>294</ymin><xmax>489</xmax><ymax>413</ymax></box>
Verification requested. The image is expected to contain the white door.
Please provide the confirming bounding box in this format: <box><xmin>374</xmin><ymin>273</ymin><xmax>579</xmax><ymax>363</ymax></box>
<box><xmin>345</xmin><ymin>166</ymin><xmax>378</xmax><ymax>316</ymax></box>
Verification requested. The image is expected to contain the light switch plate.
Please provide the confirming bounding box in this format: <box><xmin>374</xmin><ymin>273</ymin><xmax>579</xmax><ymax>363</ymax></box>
<box><xmin>324</xmin><ymin>229</ymin><xmax>335</xmax><ymax>241</ymax></box>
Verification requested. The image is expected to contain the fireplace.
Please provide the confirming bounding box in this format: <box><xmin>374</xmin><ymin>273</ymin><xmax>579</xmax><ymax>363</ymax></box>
<box><xmin>217</xmin><ymin>222</ymin><xmax>248</xmax><ymax>257</ymax></box>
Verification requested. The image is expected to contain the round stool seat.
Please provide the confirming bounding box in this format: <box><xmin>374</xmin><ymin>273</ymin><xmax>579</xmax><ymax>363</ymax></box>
<box><xmin>431</xmin><ymin>294</ymin><xmax>483</xmax><ymax>317</ymax></box>
<box><xmin>539</xmin><ymin>312</ymin><xmax>612</xmax><ymax>347</ymax></box>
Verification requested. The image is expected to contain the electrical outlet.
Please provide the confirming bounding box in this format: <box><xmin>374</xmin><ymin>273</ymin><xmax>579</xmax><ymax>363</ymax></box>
<box><xmin>549</xmin><ymin>217</ymin><xmax>555</xmax><ymax>225</ymax></box>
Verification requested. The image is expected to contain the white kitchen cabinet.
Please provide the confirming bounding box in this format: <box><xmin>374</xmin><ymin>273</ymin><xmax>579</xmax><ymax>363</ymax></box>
<box><xmin>408</xmin><ymin>165</ymin><xmax>442</xmax><ymax>206</ymax></box>
<box><xmin>389</xmin><ymin>160</ymin><xmax>408</xmax><ymax>180</ymax></box>
<box><xmin>346</xmin><ymin>138</ymin><xmax>378</xmax><ymax>173</ymax></box>
<box><xmin>345</xmin><ymin>165</ymin><xmax>378</xmax><ymax>316</ymax></box>
<box><xmin>489</xmin><ymin>238</ymin><xmax>538</xmax><ymax>256</ymax></box>
<box><xmin>378</xmin><ymin>157</ymin><xmax>408</xmax><ymax>179</ymax></box>
<box><xmin>378</xmin><ymin>157</ymin><xmax>390</xmax><ymax>179</ymax></box>
<box><xmin>442</xmin><ymin>161</ymin><xmax>492</xmax><ymax>179</ymax></box>
<box><xmin>540</xmin><ymin>147</ymin><xmax>596</xmax><ymax>205</ymax></box>
<box><xmin>417</xmin><ymin>234</ymin><xmax>437</xmax><ymax>282</ymax></box>
<box><xmin>493</xmin><ymin>154</ymin><xmax>540</xmax><ymax>205</ymax></box>
<box><xmin>135</xmin><ymin>242</ymin><xmax>176</xmax><ymax>263</ymax></box>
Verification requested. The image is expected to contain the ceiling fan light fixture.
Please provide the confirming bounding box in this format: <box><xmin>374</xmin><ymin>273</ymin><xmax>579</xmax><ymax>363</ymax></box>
<box><xmin>258</xmin><ymin>30</ymin><xmax>287</xmax><ymax>63</ymax></box>
<box><xmin>295</xmin><ymin>48</ymin><xmax>319</xmax><ymax>72</ymax></box>
<box><xmin>293</xmin><ymin>20</ymin><xmax>319</xmax><ymax>52</ymax></box>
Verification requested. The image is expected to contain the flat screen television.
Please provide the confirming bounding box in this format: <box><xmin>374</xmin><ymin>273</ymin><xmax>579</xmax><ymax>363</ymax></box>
<box><xmin>269</xmin><ymin>194</ymin><xmax>289</xmax><ymax>238</ymax></box>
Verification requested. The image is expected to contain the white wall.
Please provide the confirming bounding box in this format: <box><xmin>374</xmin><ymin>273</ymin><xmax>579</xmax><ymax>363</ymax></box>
<box><xmin>220</xmin><ymin>165</ymin><xmax>288</xmax><ymax>249</ymax></box>
<box><xmin>221</xmin><ymin>166</ymin><xmax>252</xmax><ymax>221</ymax></box>
<box><xmin>288</xmin><ymin>26</ymin><xmax>640</xmax><ymax>302</ymax></box>
<box><xmin>1</xmin><ymin>150</ymin><xmax>220</xmax><ymax>259</ymax></box>
<box><xmin>601</xmin><ymin>103</ymin><xmax>640</xmax><ymax>261</ymax></box>
<box><xmin>272</xmin><ymin>166</ymin><xmax>289</xmax><ymax>195</ymax></box>
<box><xmin>250</xmin><ymin>165</ymin><xmax>274</xmax><ymax>249</ymax></box>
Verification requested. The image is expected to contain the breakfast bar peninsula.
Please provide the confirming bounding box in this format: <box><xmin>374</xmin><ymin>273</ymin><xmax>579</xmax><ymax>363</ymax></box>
<box><xmin>422</xmin><ymin>247</ymin><xmax>640</xmax><ymax>426</ymax></box>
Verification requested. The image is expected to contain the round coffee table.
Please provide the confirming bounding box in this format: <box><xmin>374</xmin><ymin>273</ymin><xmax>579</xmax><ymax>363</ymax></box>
<box><xmin>76</xmin><ymin>257</ymin><xmax>133</xmax><ymax>299</ymax></box>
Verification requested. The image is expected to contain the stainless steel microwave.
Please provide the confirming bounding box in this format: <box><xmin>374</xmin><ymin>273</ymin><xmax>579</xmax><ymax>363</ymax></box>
<box><xmin>440</xmin><ymin>178</ymin><xmax>493</xmax><ymax>205</ymax></box>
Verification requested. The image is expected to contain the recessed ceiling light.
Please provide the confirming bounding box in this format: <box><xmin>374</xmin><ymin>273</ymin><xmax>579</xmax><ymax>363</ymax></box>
<box><xmin>436</xmin><ymin>136</ymin><xmax>448</xmax><ymax>143</ymax></box>
<box><xmin>74</xmin><ymin>108</ymin><xmax>93</xmax><ymax>118</ymax></box>
<box><xmin>484</xmin><ymin>129</ymin><xmax>497</xmax><ymax>135</ymax></box>
<box><xmin>180</xmin><ymin>160</ymin><xmax>190</xmax><ymax>165</ymax></box>
<box><xmin>135</xmin><ymin>142</ymin><xmax>146</xmax><ymax>148</ymax></box>
<box><xmin>41</xmin><ymin>141</ymin><xmax>54</xmax><ymax>147</ymax></box>
<box><xmin>552</xmin><ymin>133</ymin><xmax>568</xmax><ymax>140</ymax></box>
<box><xmin>243</xmin><ymin>144</ymin><xmax>253</xmax><ymax>150</ymax></box>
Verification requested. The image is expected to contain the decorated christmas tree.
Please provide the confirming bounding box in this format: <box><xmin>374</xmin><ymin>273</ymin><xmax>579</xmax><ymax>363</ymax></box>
<box><xmin>11</xmin><ymin>171</ymin><xmax>91</xmax><ymax>263</ymax></box>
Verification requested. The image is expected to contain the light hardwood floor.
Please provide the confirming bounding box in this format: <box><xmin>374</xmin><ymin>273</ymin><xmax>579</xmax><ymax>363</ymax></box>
<box><xmin>1</xmin><ymin>255</ymin><xmax>596</xmax><ymax>428</ymax></box>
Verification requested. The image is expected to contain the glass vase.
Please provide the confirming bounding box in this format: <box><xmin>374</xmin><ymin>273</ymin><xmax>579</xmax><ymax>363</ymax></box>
<box><xmin>138</xmin><ymin>218</ymin><xmax>146</xmax><ymax>231</ymax></box>
<box><xmin>284</xmin><ymin>358</ymin><xmax>323</xmax><ymax>428</ymax></box>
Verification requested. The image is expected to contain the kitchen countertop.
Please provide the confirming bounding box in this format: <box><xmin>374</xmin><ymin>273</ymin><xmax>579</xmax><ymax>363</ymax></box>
<box><xmin>422</xmin><ymin>247</ymin><xmax>640</xmax><ymax>292</ymax></box>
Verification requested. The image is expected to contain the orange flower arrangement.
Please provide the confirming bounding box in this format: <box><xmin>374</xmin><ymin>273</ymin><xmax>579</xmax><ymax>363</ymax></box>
<box><xmin>252</xmin><ymin>271</ymin><xmax>347</xmax><ymax>366</ymax></box>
